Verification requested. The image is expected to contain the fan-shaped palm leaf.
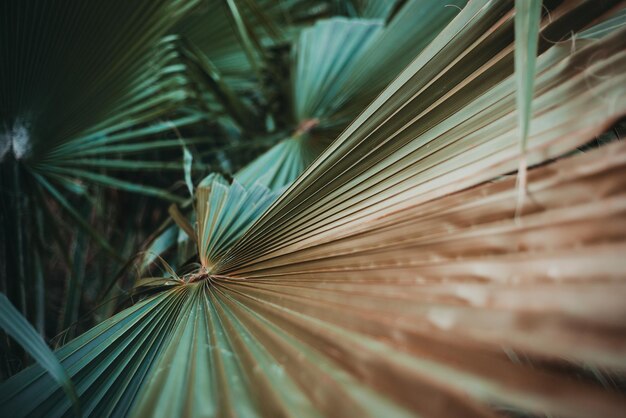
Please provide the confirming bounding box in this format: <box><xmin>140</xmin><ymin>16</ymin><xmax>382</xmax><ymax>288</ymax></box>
<box><xmin>2</xmin><ymin>2</ymin><xmax>625</xmax><ymax>417</ymax></box>
<box><xmin>0</xmin><ymin>0</ymin><xmax>204</xmax><ymax>369</ymax></box>
<box><xmin>237</xmin><ymin>0</ymin><xmax>467</xmax><ymax>190</ymax></box>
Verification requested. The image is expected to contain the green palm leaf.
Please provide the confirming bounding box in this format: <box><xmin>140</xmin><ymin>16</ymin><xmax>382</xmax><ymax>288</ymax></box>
<box><xmin>195</xmin><ymin>174</ymin><xmax>280</xmax><ymax>270</ymax></box>
<box><xmin>2</xmin><ymin>2</ymin><xmax>625</xmax><ymax>417</ymax></box>
<box><xmin>0</xmin><ymin>294</ymin><xmax>79</xmax><ymax>416</ymax></box>
<box><xmin>0</xmin><ymin>0</ymin><xmax>204</xmax><ymax>376</ymax></box>
<box><xmin>237</xmin><ymin>0</ymin><xmax>467</xmax><ymax>190</ymax></box>
<box><xmin>513</xmin><ymin>0</ymin><xmax>542</xmax><ymax>212</ymax></box>
<box><xmin>140</xmin><ymin>1</ymin><xmax>467</xmax><ymax>267</ymax></box>
<box><xmin>4</xmin><ymin>143</ymin><xmax>626</xmax><ymax>417</ymax></box>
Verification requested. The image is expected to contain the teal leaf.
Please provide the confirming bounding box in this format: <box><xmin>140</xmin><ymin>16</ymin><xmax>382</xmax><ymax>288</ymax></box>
<box><xmin>0</xmin><ymin>294</ymin><xmax>80</xmax><ymax>417</ymax></box>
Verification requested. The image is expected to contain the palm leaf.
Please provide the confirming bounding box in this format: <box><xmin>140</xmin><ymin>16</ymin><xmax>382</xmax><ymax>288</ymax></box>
<box><xmin>237</xmin><ymin>0</ymin><xmax>467</xmax><ymax>190</ymax></box>
<box><xmin>2</xmin><ymin>2</ymin><xmax>625</xmax><ymax>417</ymax></box>
<box><xmin>292</xmin><ymin>18</ymin><xmax>384</xmax><ymax>122</ymax></box>
<box><xmin>223</xmin><ymin>0</ymin><xmax>626</xmax><ymax>270</ymax></box>
<box><xmin>513</xmin><ymin>0</ymin><xmax>542</xmax><ymax>211</ymax></box>
<box><xmin>3</xmin><ymin>140</ymin><xmax>626</xmax><ymax>417</ymax></box>
<box><xmin>514</xmin><ymin>0</ymin><xmax>542</xmax><ymax>151</ymax></box>
<box><xmin>1</xmin><ymin>0</ymin><xmax>198</xmax><ymax>154</ymax></box>
<box><xmin>195</xmin><ymin>175</ymin><xmax>280</xmax><ymax>270</ymax></box>
<box><xmin>0</xmin><ymin>294</ymin><xmax>79</xmax><ymax>415</ymax></box>
<box><xmin>0</xmin><ymin>0</ymin><xmax>204</xmax><ymax>372</ymax></box>
<box><xmin>178</xmin><ymin>1</ymin><xmax>466</xmax><ymax>189</ymax></box>
<box><xmin>234</xmin><ymin>133</ymin><xmax>328</xmax><ymax>189</ymax></box>
<box><xmin>1</xmin><ymin>0</ymin><xmax>217</xmax><ymax>221</ymax></box>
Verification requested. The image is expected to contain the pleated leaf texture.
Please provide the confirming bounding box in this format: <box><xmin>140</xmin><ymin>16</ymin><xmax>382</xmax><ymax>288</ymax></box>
<box><xmin>0</xmin><ymin>0</ymin><xmax>205</xmax><ymax>280</ymax></box>
<box><xmin>2</xmin><ymin>1</ymin><xmax>626</xmax><ymax>417</ymax></box>
<box><xmin>195</xmin><ymin>174</ymin><xmax>281</xmax><ymax>271</ymax></box>
<box><xmin>235</xmin><ymin>0</ymin><xmax>467</xmax><ymax>190</ymax></box>
<box><xmin>0</xmin><ymin>0</ymin><xmax>201</xmax><ymax>169</ymax></box>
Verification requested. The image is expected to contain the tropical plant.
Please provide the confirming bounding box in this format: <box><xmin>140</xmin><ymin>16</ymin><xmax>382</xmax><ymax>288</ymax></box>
<box><xmin>1</xmin><ymin>0</ymin><xmax>626</xmax><ymax>417</ymax></box>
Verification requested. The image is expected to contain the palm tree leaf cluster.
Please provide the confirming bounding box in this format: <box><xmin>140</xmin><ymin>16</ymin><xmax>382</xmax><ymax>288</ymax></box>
<box><xmin>1</xmin><ymin>0</ymin><xmax>626</xmax><ymax>417</ymax></box>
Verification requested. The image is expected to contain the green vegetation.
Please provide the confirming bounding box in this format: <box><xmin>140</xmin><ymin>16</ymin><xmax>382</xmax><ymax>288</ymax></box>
<box><xmin>1</xmin><ymin>1</ymin><xmax>625</xmax><ymax>417</ymax></box>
